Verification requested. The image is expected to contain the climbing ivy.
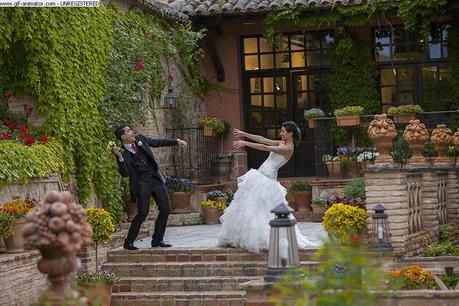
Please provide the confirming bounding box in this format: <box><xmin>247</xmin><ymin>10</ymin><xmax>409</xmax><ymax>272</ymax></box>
<box><xmin>447</xmin><ymin>20</ymin><xmax>459</xmax><ymax>130</ymax></box>
<box><xmin>0</xmin><ymin>6</ymin><xmax>208</xmax><ymax>223</ymax></box>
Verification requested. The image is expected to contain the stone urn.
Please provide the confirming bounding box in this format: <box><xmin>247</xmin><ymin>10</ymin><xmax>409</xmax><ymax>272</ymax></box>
<box><xmin>431</xmin><ymin>124</ymin><xmax>453</xmax><ymax>165</ymax></box>
<box><xmin>170</xmin><ymin>192</ymin><xmax>192</xmax><ymax>213</ymax></box>
<box><xmin>367</xmin><ymin>114</ymin><xmax>397</xmax><ymax>165</ymax></box>
<box><xmin>4</xmin><ymin>217</ymin><xmax>27</xmax><ymax>253</ymax></box>
<box><xmin>22</xmin><ymin>191</ymin><xmax>93</xmax><ymax>305</ymax></box>
<box><xmin>402</xmin><ymin>119</ymin><xmax>429</xmax><ymax>165</ymax></box>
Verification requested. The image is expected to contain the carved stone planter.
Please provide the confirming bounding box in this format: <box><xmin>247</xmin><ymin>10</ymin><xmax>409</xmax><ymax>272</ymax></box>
<box><xmin>368</xmin><ymin>114</ymin><xmax>397</xmax><ymax>165</ymax></box>
<box><xmin>431</xmin><ymin>124</ymin><xmax>453</xmax><ymax>165</ymax></box>
<box><xmin>170</xmin><ymin>192</ymin><xmax>192</xmax><ymax>213</ymax></box>
<box><xmin>4</xmin><ymin>217</ymin><xmax>27</xmax><ymax>253</ymax></box>
<box><xmin>454</xmin><ymin>128</ymin><xmax>459</xmax><ymax>156</ymax></box>
<box><xmin>403</xmin><ymin>119</ymin><xmax>429</xmax><ymax>165</ymax></box>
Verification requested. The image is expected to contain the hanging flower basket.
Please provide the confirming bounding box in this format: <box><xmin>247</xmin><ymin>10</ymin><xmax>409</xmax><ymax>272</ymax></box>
<box><xmin>307</xmin><ymin>119</ymin><xmax>317</xmax><ymax>129</ymax></box>
<box><xmin>336</xmin><ymin>115</ymin><xmax>360</xmax><ymax>127</ymax></box>
<box><xmin>388</xmin><ymin>105</ymin><xmax>422</xmax><ymax>124</ymax></box>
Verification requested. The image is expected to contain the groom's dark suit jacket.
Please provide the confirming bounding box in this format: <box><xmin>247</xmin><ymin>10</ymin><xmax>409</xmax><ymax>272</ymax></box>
<box><xmin>117</xmin><ymin>134</ymin><xmax>178</xmax><ymax>201</ymax></box>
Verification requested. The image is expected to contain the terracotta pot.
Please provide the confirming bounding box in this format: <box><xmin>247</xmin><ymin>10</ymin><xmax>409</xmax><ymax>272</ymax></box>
<box><xmin>326</xmin><ymin>162</ymin><xmax>341</xmax><ymax>177</ymax></box>
<box><xmin>342</xmin><ymin>164</ymin><xmax>359</xmax><ymax>178</ymax></box>
<box><xmin>79</xmin><ymin>283</ymin><xmax>112</xmax><ymax>306</ymax></box>
<box><xmin>307</xmin><ymin>119</ymin><xmax>317</xmax><ymax>129</ymax></box>
<box><xmin>4</xmin><ymin>217</ymin><xmax>27</xmax><ymax>253</ymax></box>
<box><xmin>311</xmin><ymin>205</ymin><xmax>327</xmax><ymax>222</ymax></box>
<box><xmin>215</xmin><ymin>196</ymin><xmax>228</xmax><ymax>205</ymax></box>
<box><xmin>292</xmin><ymin>191</ymin><xmax>312</xmax><ymax>212</ymax></box>
<box><xmin>393</xmin><ymin>114</ymin><xmax>416</xmax><ymax>124</ymax></box>
<box><xmin>202</xmin><ymin>206</ymin><xmax>220</xmax><ymax>224</ymax></box>
<box><xmin>370</xmin><ymin>135</ymin><xmax>395</xmax><ymax>165</ymax></box>
<box><xmin>170</xmin><ymin>192</ymin><xmax>192</xmax><ymax>213</ymax></box>
<box><xmin>336</xmin><ymin>115</ymin><xmax>360</xmax><ymax>127</ymax></box>
<box><xmin>406</xmin><ymin>139</ymin><xmax>427</xmax><ymax>165</ymax></box>
<box><xmin>203</xmin><ymin>126</ymin><xmax>216</xmax><ymax>137</ymax></box>
<box><xmin>125</xmin><ymin>200</ymin><xmax>137</xmax><ymax>222</ymax></box>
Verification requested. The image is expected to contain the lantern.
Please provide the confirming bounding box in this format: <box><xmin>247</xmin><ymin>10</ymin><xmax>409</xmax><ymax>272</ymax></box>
<box><xmin>162</xmin><ymin>87</ymin><xmax>179</xmax><ymax>110</ymax></box>
<box><xmin>371</xmin><ymin>204</ymin><xmax>392</xmax><ymax>252</ymax></box>
<box><xmin>264</xmin><ymin>203</ymin><xmax>302</xmax><ymax>282</ymax></box>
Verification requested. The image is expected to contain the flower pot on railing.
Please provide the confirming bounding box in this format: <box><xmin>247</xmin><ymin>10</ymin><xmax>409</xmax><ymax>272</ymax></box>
<box><xmin>170</xmin><ymin>192</ymin><xmax>192</xmax><ymax>214</ymax></box>
<box><xmin>388</xmin><ymin>104</ymin><xmax>423</xmax><ymax>125</ymax></box>
<box><xmin>336</xmin><ymin>115</ymin><xmax>361</xmax><ymax>127</ymax></box>
<box><xmin>393</xmin><ymin>114</ymin><xmax>416</xmax><ymax>124</ymax></box>
<box><xmin>307</xmin><ymin>119</ymin><xmax>317</xmax><ymax>129</ymax></box>
<box><xmin>203</xmin><ymin>125</ymin><xmax>216</xmax><ymax>137</ymax></box>
<box><xmin>4</xmin><ymin>217</ymin><xmax>27</xmax><ymax>253</ymax></box>
<box><xmin>304</xmin><ymin>108</ymin><xmax>325</xmax><ymax>129</ymax></box>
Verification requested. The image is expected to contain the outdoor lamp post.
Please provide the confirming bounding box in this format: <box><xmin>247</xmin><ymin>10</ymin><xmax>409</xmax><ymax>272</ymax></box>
<box><xmin>162</xmin><ymin>87</ymin><xmax>179</xmax><ymax>110</ymax></box>
<box><xmin>265</xmin><ymin>202</ymin><xmax>302</xmax><ymax>283</ymax></box>
<box><xmin>371</xmin><ymin>204</ymin><xmax>392</xmax><ymax>252</ymax></box>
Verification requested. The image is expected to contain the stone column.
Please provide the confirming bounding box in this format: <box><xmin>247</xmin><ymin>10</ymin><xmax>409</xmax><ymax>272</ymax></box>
<box><xmin>447</xmin><ymin>170</ymin><xmax>459</xmax><ymax>243</ymax></box>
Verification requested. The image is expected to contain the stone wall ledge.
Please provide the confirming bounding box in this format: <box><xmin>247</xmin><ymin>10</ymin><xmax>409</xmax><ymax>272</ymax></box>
<box><xmin>367</xmin><ymin>165</ymin><xmax>457</xmax><ymax>173</ymax></box>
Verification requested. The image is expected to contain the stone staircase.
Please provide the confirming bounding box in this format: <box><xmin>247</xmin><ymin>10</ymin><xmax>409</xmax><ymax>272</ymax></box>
<box><xmin>103</xmin><ymin>247</ymin><xmax>319</xmax><ymax>306</ymax></box>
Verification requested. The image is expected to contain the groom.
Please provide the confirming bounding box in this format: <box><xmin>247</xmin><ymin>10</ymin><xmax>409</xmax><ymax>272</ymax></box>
<box><xmin>113</xmin><ymin>125</ymin><xmax>187</xmax><ymax>250</ymax></box>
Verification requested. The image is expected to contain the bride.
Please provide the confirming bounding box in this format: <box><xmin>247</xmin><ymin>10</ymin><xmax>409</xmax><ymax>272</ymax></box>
<box><xmin>217</xmin><ymin>121</ymin><xmax>317</xmax><ymax>253</ymax></box>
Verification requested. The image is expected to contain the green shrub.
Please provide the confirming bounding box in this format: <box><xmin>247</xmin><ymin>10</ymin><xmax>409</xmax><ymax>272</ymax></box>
<box><xmin>0</xmin><ymin>212</ymin><xmax>13</xmax><ymax>237</ymax></box>
<box><xmin>334</xmin><ymin>106</ymin><xmax>364</xmax><ymax>116</ymax></box>
<box><xmin>342</xmin><ymin>178</ymin><xmax>365</xmax><ymax>199</ymax></box>
<box><xmin>288</xmin><ymin>181</ymin><xmax>312</xmax><ymax>192</ymax></box>
<box><xmin>387</xmin><ymin>104</ymin><xmax>423</xmax><ymax>115</ymax></box>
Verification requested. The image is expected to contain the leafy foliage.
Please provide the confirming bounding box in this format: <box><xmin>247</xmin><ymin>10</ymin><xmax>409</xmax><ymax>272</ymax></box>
<box><xmin>200</xmin><ymin>200</ymin><xmax>226</xmax><ymax>212</ymax></box>
<box><xmin>85</xmin><ymin>208</ymin><xmax>115</xmax><ymax>244</ymax></box>
<box><xmin>0</xmin><ymin>212</ymin><xmax>13</xmax><ymax>237</ymax></box>
<box><xmin>388</xmin><ymin>265</ymin><xmax>437</xmax><ymax>289</ymax></box>
<box><xmin>77</xmin><ymin>270</ymin><xmax>116</xmax><ymax>286</ymax></box>
<box><xmin>288</xmin><ymin>181</ymin><xmax>312</xmax><ymax>192</ymax></box>
<box><xmin>165</xmin><ymin>176</ymin><xmax>196</xmax><ymax>193</ymax></box>
<box><xmin>323</xmin><ymin>203</ymin><xmax>367</xmax><ymax>241</ymax></box>
<box><xmin>342</xmin><ymin>178</ymin><xmax>366</xmax><ymax>199</ymax></box>
<box><xmin>387</xmin><ymin>104</ymin><xmax>423</xmax><ymax>115</ymax></box>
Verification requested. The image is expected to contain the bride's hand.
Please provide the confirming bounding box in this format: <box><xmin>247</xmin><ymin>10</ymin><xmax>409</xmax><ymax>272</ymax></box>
<box><xmin>233</xmin><ymin>140</ymin><xmax>245</xmax><ymax>150</ymax></box>
<box><xmin>233</xmin><ymin>128</ymin><xmax>245</xmax><ymax>138</ymax></box>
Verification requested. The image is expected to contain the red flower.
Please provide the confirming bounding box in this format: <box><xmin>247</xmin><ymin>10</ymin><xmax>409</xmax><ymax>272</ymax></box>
<box><xmin>24</xmin><ymin>137</ymin><xmax>35</xmax><ymax>146</ymax></box>
<box><xmin>38</xmin><ymin>135</ymin><xmax>48</xmax><ymax>143</ymax></box>
<box><xmin>135</xmin><ymin>61</ymin><xmax>144</xmax><ymax>71</ymax></box>
<box><xmin>23</xmin><ymin>104</ymin><xmax>33</xmax><ymax>115</ymax></box>
<box><xmin>5</xmin><ymin>119</ymin><xmax>15</xmax><ymax>130</ymax></box>
<box><xmin>2</xmin><ymin>132</ymin><xmax>10</xmax><ymax>140</ymax></box>
<box><xmin>19</xmin><ymin>132</ymin><xmax>25</xmax><ymax>139</ymax></box>
<box><xmin>3</xmin><ymin>91</ymin><xmax>12</xmax><ymax>100</ymax></box>
<box><xmin>168</xmin><ymin>73</ymin><xmax>174</xmax><ymax>82</ymax></box>
<box><xmin>17</xmin><ymin>125</ymin><xmax>28</xmax><ymax>133</ymax></box>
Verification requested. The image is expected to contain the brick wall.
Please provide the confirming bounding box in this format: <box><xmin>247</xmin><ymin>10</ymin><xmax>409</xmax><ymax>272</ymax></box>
<box><xmin>365</xmin><ymin>167</ymin><xmax>459</xmax><ymax>257</ymax></box>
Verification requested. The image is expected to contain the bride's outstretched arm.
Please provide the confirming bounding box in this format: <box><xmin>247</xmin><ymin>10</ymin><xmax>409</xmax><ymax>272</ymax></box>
<box><xmin>234</xmin><ymin>140</ymin><xmax>288</xmax><ymax>155</ymax></box>
<box><xmin>233</xmin><ymin>128</ymin><xmax>280</xmax><ymax>146</ymax></box>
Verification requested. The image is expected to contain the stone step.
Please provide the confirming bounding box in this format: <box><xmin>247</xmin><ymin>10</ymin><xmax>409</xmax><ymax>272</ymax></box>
<box><xmin>111</xmin><ymin>291</ymin><xmax>246</xmax><ymax>306</ymax></box>
<box><xmin>113</xmin><ymin>276</ymin><xmax>257</xmax><ymax>293</ymax></box>
<box><xmin>107</xmin><ymin>247</ymin><xmax>318</xmax><ymax>263</ymax></box>
<box><xmin>103</xmin><ymin>261</ymin><xmax>318</xmax><ymax>277</ymax></box>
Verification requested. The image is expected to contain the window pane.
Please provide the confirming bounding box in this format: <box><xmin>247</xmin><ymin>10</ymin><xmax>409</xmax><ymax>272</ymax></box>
<box><xmin>251</xmin><ymin>95</ymin><xmax>262</xmax><ymax>107</ymax></box>
<box><xmin>275</xmin><ymin>77</ymin><xmax>286</xmax><ymax>93</ymax></box>
<box><xmin>422</xmin><ymin>83</ymin><xmax>437</xmax><ymax>102</ymax></box>
<box><xmin>264</xmin><ymin>112</ymin><xmax>276</xmax><ymax>126</ymax></box>
<box><xmin>309</xmin><ymin>74</ymin><xmax>320</xmax><ymax>91</ymax></box>
<box><xmin>290</xmin><ymin>35</ymin><xmax>305</xmax><ymax>51</ymax></box>
<box><xmin>306</xmin><ymin>50</ymin><xmax>321</xmax><ymax>66</ymax></box>
<box><xmin>277</xmin><ymin>94</ymin><xmax>287</xmax><ymax>110</ymax></box>
<box><xmin>398</xmin><ymin>67</ymin><xmax>413</xmax><ymax>85</ymax></box>
<box><xmin>393</xmin><ymin>44</ymin><xmax>409</xmax><ymax>61</ymax></box>
<box><xmin>259</xmin><ymin>37</ymin><xmax>273</xmax><ymax>53</ymax></box>
<box><xmin>275</xmin><ymin>53</ymin><xmax>290</xmax><ymax>68</ymax></box>
<box><xmin>297</xmin><ymin>95</ymin><xmax>307</xmax><ymax>109</ymax></box>
<box><xmin>381</xmin><ymin>87</ymin><xmax>396</xmax><ymax>105</ymax></box>
<box><xmin>322</xmin><ymin>50</ymin><xmax>331</xmax><ymax>65</ymax></box>
<box><xmin>442</xmin><ymin>42</ymin><xmax>448</xmax><ymax>58</ymax></box>
<box><xmin>381</xmin><ymin>69</ymin><xmax>396</xmax><ymax>85</ymax></box>
<box><xmin>278</xmin><ymin>111</ymin><xmax>288</xmax><ymax>125</ymax></box>
<box><xmin>250</xmin><ymin>78</ymin><xmax>262</xmax><ymax>93</ymax></box>
<box><xmin>260</xmin><ymin>54</ymin><xmax>274</xmax><ymax>69</ymax></box>
<box><xmin>274</xmin><ymin>36</ymin><xmax>289</xmax><ymax>52</ymax></box>
<box><xmin>409</xmin><ymin>41</ymin><xmax>425</xmax><ymax>59</ymax></box>
<box><xmin>291</xmin><ymin>51</ymin><xmax>305</xmax><ymax>67</ymax></box>
<box><xmin>306</xmin><ymin>33</ymin><xmax>321</xmax><ymax>49</ymax></box>
<box><xmin>245</xmin><ymin>55</ymin><xmax>259</xmax><ymax>70</ymax></box>
<box><xmin>375</xmin><ymin>29</ymin><xmax>391</xmax><ymax>45</ymax></box>
<box><xmin>244</xmin><ymin>38</ymin><xmax>258</xmax><ymax>53</ymax></box>
<box><xmin>297</xmin><ymin>75</ymin><xmax>307</xmax><ymax>92</ymax></box>
<box><xmin>422</xmin><ymin>66</ymin><xmax>437</xmax><ymax>83</ymax></box>
<box><xmin>264</xmin><ymin>94</ymin><xmax>275</xmax><ymax>108</ymax></box>
<box><xmin>427</xmin><ymin>43</ymin><xmax>441</xmax><ymax>59</ymax></box>
<box><xmin>398</xmin><ymin>87</ymin><xmax>414</xmax><ymax>104</ymax></box>
<box><xmin>439</xmin><ymin>66</ymin><xmax>450</xmax><ymax>82</ymax></box>
<box><xmin>251</xmin><ymin>112</ymin><xmax>263</xmax><ymax>127</ymax></box>
<box><xmin>375</xmin><ymin>45</ymin><xmax>391</xmax><ymax>62</ymax></box>
<box><xmin>263</xmin><ymin>77</ymin><xmax>274</xmax><ymax>93</ymax></box>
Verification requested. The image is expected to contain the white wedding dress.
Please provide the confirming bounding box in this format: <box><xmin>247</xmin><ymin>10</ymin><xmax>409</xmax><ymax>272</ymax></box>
<box><xmin>217</xmin><ymin>152</ymin><xmax>318</xmax><ymax>253</ymax></box>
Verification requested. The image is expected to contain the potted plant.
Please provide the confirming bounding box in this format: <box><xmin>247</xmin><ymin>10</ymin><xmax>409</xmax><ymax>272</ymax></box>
<box><xmin>200</xmin><ymin>200</ymin><xmax>226</xmax><ymax>224</ymax></box>
<box><xmin>77</xmin><ymin>270</ymin><xmax>116</xmax><ymax>306</ymax></box>
<box><xmin>304</xmin><ymin>108</ymin><xmax>325</xmax><ymax>129</ymax></box>
<box><xmin>197</xmin><ymin>117</ymin><xmax>226</xmax><ymax>137</ymax></box>
<box><xmin>322</xmin><ymin>154</ymin><xmax>341</xmax><ymax>177</ymax></box>
<box><xmin>206</xmin><ymin>190</ymin><xmax>228</xmax><ymax>205</ymax></box>
<box><xmin>387</xmin><ymin>104</ymin><xmax>423</xmax><ymax>124</ymax></box>
<box><xmin>357</xmin><ymin>150</ymin><xmax>379</xmax><ymax>170</ymax></box>
<box><xmin>388</xmin><ymin>265</ymin><xmax>437</xmax><ymax>290</ymax></box>
<box><xmin>85</xmin><ymin>208</ymin><xmax>115</xmax><ymax>271</ymax></box>
<box><xmin>211</xmin><ymin>154</ymin><xmax>235</xmax><ymax>182</ymax></box>
<box><xmin>0</xmin><ymin>212</ymin><xmax>13</xmax><ymax>253</ymax></box>
<box><xmin>311</xmin><ymin>195</ymin><xmax>327</xmax><ymax>222</ymax></box>
<box><xmin>165</xmin><ymin>177</ymin><xmax>196</xmax><ymax>213</ymax></box>
<box><xmin>1</xmin><ymin>198</ymin><xmax>35</xmax><ymax>253</ymax></box>
<box><xmin>322</xmin><ymin>203</ymin><xmax>367</xmax><ymax>242</ymax></box>
<box><xmin>337</xmin><ymin>147</ymin><xmax>359</xmax><ymax>178</ymax></box>
<box><xmin>287</xmin><ymin>181</ymin><xmax>312</xmax><ymax>212</ymax></box>
<box><xmin>334</xmin><ymin>106</ymin><xmax>364</xmax><ymax>127</ymax></box>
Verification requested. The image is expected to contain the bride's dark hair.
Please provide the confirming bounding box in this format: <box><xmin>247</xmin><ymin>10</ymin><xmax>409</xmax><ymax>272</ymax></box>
<box><xmin>282</xmin><ymin>121</ymin><xmax>301</xmax><ymax>143</ymax></box>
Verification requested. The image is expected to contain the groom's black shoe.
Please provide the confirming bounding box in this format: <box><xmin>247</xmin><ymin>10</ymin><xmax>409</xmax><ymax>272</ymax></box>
<box><xmin>151</xmin><ymin>240</ymin><xmax>172</xmax><ymax>248</ymax></box>
<box><xmin>123</xmin><ymin>241</ymin><xmax>138</xmax><ymax>251</ymax></box>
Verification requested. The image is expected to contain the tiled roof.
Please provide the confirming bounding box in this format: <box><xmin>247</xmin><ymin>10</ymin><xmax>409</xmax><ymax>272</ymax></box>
<box><xmin>140</xmin><ymin>0</ymin><xmax>189</xmax><ymax>21</ymax></box>
<box><xmin>162</xmin><ymin>0</ymin><xmax>364</xmax><ymax>17</ymax></box>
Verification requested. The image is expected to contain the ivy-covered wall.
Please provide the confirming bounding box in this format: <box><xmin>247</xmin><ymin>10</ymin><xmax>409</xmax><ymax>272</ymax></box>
<box><xmin>0</xmin><ymin>5</ymin><xmax>206</xmax><ymax>222</ymax></box>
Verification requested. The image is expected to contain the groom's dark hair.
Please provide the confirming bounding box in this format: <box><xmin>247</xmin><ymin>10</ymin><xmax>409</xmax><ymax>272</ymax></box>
<box><xmin>282</xmin><ymin>121</ymin><xmax>301</xmax><ymax>143</ymax></box>
<box><xmin>115</xmin><ymin>125</ymin><xmax>128</xmax><ymax>142</ymax></box>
